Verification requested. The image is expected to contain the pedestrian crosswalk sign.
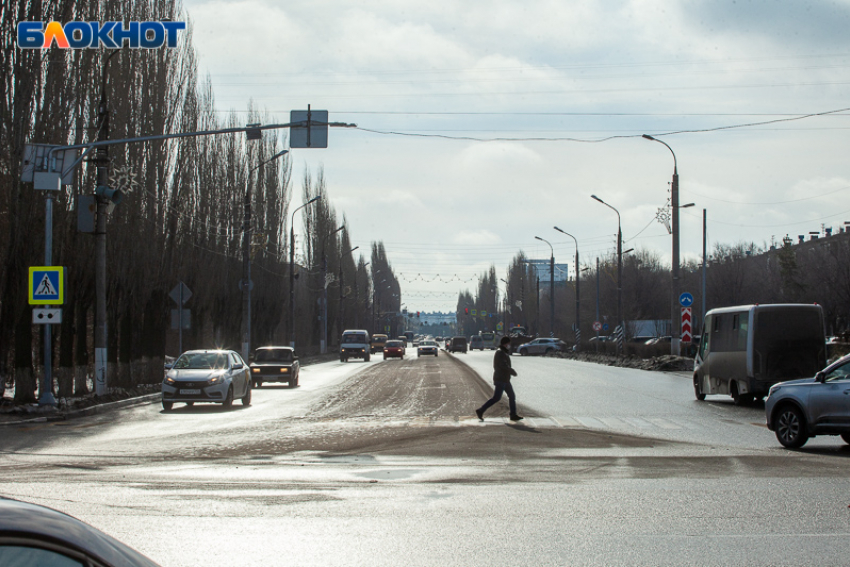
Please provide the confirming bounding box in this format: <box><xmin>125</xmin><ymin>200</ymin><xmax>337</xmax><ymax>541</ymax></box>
<box><xmin>29</xmin><ymin>267</ymin><xmax>64</xmax><ymax>305</ymax></box>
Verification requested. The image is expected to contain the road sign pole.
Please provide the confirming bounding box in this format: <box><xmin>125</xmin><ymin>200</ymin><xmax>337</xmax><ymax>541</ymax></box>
<box><xmin>178</xmin><ymin>285</ymin><xmax>183</xmax><ymax>355</ymax></box>
<box><xmin>39</xmin><ymin>191</ymin><xmax>57</xmax><ymax>406</ymax></box>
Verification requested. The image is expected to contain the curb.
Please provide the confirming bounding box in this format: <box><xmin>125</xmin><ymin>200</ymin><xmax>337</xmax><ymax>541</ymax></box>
<box><xmin>0</xmin><ymin>393</ymin><xmax>161</xmax><ymax>427</ymax></box>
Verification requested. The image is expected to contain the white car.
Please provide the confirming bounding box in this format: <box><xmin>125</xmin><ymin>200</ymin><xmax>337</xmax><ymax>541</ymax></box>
<box><xmin>517</xmin><ymin>338</ymin><xmax>567</xmax><ymax>356</ymax></box>
<box><xmin>162</xmin><ymin>349</ymin><xmax>252</xmax><ymax>410</ymax></box>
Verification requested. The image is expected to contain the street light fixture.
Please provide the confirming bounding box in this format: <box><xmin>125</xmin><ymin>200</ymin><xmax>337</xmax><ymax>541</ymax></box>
<box><xmin>643</xmin><ymin>133</ymin><xmax>683</xmax><ymax>356</ymax></box>
<box><xmin>591</xmin><ymin>194</ymin><xmax>623</xmax><ymax>353</ymax></box>
<box><xmin>288</xmin><ymin>196</ymin><xmax>321</xmax><ymax>348</ymax></box>
<box><xmin>242</xmin><ymin>149</ymin><xmax>289</xmax><ymax>361</ymax></box>
<box><xmin>534</xmin><ymin>236</ymin><xmax>555</xmax><ymax>337</ymax></box>
<box><xmin>554</xmin><ymin>226</ymin><xmax>580</xmax><ymax>351</ymax></box>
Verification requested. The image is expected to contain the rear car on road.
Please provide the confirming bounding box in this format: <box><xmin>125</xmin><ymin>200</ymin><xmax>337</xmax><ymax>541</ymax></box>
<box><xmin>417</xmin><ymin>340</ymin><xmax>439</xmax><ymax>357</ymax></box>
<box><xmin>384</xmin><ymin>339</ymin><xmax>406</xmax><ymax>359</ymax></box>
<box><xmin>765</xmin><ymin>353</ymin><xmax>850</xmax><ymax>448</ymax></box>
<box><xmin>250</xmin><ymin>346</ymin><xmax>300</xmax><ymax>388</ymax></box>
<box><xmin>469</xmin><ymin>335</ymin><xmax>485</xmax><ymax>350</ymax></box>
<box><xmin>162</xmin><ymin>349</ymin><xmax>252</xmax><ymax>410</ymax></box>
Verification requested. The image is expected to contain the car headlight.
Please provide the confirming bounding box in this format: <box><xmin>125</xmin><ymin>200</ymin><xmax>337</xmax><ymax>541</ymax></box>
<box><xmin>208</xmin><ymin>375</ymin><xmax>224</xmax><ymax>385</ymax></box>
<box><xmin>164</xmin><ymin>377</ymin><xmax>176</xmax><ymax>386</ymax></box>
<box><xmin>252</xmin><ymin>368</ymin><xmax>260</xmax><ymax>373</ymax></box>
<box><xmin>280</xmin><ymin>368</ymin><xmax>288</xmax><ymax>373</ymax></box>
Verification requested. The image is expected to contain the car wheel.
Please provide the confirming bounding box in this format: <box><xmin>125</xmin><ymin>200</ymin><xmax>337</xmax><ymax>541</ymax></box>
<box><xmin>841</xmin><ymin>433</ymin><xmax>850</xmax><ymax>445</ymax></box>
<box><xmin>519</xmin><ymin>348</ymin><xmax>527</xmax><ymax>356</ymax></box>
<box><xmin>384</xmin><ymin>355</ymin><xmax>387</xmax><ymax>360</ymax></box>
<box><xmin>731</xmin><ymin>382</ymin><xmax>745</xmax><ymax>406</ymax></box>
<box><xmin>222</xmin><ymin>386</ymin><xmax>234</xmax><ymax>408</ymax></box>
<box><xmin>694</xmin><ymin>375</ymin><xmax>706</xmax><ymax>401</ymax></box>
<box><xmin>185</xmin><ymin>402</ymin><xmax>194</xmax><ymax>407</ymax></box>
<box><xmin>545</xmin><ymin>348</ymin><xmax>553</xmax><ymax>355</ymax></box>
<box><xmin>162</xmin><ymin>401</ymin><xmax>173</xmax><ymax>411</ymax></box>
<box><xmin>365</xmin><ymin>354</ymin><xmax>371</xmax><ymax>362</ymax></box>
<box><xmin>774</xmin><ymin>404</ymin><xmax>808</xmax><ymax>448</ymax></box>
<box><xmin>241</xmin><ymin>384</ymin><xmax>252</xmax><ymax>406</ymax></box>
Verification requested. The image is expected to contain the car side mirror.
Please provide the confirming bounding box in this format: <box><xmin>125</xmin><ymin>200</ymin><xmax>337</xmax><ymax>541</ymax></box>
<box><xmin>233</xmin><ymin>363</ymin><xmax>244</xmax><ymax>370</ymax></box>
<box><xmin>815</xmin><ymin>371</ymin><xmax>826</xmax><ymax>383</ymax></box>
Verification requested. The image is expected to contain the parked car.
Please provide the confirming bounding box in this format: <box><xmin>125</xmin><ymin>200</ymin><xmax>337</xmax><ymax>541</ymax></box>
<box><xmin>517</xmin><ymin>338</ymin><xmax>566</xmax><ymax>356</ymax></box>
<box><xmin>469</xmin><ymin>335</ymin><xmax>485</xmax><ymax>350</ymax></box>
<box><xmin>250</xmin><ymin>346</ymin><xmax>300</xmax><ymax>388</ymax></box>
<box><xmin>448</xmin><ymin>336</ymin><xmax>468</xmax><ymax>353</ymax></box>
<box><xmin>371</xmin><ymin>334</ymin><xmax>388</xmax><ymax>354</ymax></box>
<box><xmin>162</xmin><ymin>349</ymin><xmax>251</xmax><ymax>411</ymax></box>
<box><xmin>341</xmin><ymin>329</ymin><xmax>371</xmax><ymax>362</ymax></box>
<box><xmin>765</xmin><ymin>353</ymin><xmax>850</xmax><ymax>448</ymax></box>
<box><xmin>417</xmin><ymin>340</ymin><xmax>439</xmax><ymax>357</ymax></box>
<box><xmin>0</xmin><ymin>497</ymin><xmax>161</xmax><ymax>566</ymax></box>
<box><xmin>384</xmin><ymin>339</ymin><xmax>406</xmax><ymax>360</ymax></box>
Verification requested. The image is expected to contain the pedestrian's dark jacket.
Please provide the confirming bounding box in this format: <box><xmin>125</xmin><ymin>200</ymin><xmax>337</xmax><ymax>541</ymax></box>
<box><xmin>493</xmin><ymin>346</ymin><xmax>518</xmax><ymax>384</ymax></box>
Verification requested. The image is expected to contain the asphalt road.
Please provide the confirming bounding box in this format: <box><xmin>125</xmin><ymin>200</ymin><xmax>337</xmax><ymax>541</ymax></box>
<box><xmin>3</xmin><ymin>347</ymin><xmax>850</xmax><ymax>566</ymax></box>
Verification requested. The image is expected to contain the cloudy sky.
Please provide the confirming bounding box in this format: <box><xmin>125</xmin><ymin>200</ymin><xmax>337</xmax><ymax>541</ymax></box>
<box><xmin>182</xmin><ymin>0</ymin><xmax>850</xmax><ymax>312</ymax></box>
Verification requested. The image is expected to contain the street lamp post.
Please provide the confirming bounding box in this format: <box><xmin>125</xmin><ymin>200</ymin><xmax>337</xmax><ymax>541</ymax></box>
<box><xmin>321</xmin><ymin>226</ymin><xmax>344</xmax><ymax>354</ymax></box>
<box><xmin>289</xmin><ymin>196</ymin><xmax>321</xmax><ymax>348</ymax></box>
<box><xmin>242</xmin><ymin>149</ymin><xmax>289</xmax><ymax>362</ymax></box>
<box><xmin>591</xmin><ymin>195</ymin><xmax>623</xmax><ymax>353</ymax></box>
<box><xmin>354</xmin><ymin>262</ymin><xmax>369</xmax><ymax>328</ymax></box>
<box><xmin>643</xmin><ymin>134</ymin><xmax>681</xmax><ymax>356</ymax></box>
<box><xmin>534</xmin><ymin>236</ymin><xmax>555</xmax><ymax>337</ymax></box>
<box><xmin>554</xmin><ymin>226</ymin><xmax>580</xmax><ymax>351</ymax></box>
<box><xmin>338</xmin><ymin>246</ymin><xmax>359</xmax><ymax>337</ymax></box>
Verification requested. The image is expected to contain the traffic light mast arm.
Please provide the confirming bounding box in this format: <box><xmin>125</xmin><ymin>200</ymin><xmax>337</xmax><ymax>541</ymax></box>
<box><xmin>45</xmin><ymin>120</ymin><xmax>358</xmax><ymax>179</ymax></box>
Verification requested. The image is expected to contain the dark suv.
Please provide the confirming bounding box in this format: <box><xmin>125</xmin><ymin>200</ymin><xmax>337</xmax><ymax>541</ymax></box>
<box><xmin>448</xmin><ymin>336</ymin><xmax>468</xmax><ymax>353</ymax></box>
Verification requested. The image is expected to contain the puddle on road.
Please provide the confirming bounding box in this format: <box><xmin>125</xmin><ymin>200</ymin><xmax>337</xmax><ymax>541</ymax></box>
<box><xmin>354</xmin><ymin>468</ymin><xmax>425</xmax><ymax>481</ymax></box>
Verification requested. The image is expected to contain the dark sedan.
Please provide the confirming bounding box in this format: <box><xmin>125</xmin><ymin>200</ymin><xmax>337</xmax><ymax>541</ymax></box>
<box><xmin>0</xmin><ymin>497</ymin><xmax>160</xmax><ymax>566</ymax></box>
<box><xmin>250</xmin><ymin>346</ymin><xmax>300</xmax><ymax>388</ymax></box>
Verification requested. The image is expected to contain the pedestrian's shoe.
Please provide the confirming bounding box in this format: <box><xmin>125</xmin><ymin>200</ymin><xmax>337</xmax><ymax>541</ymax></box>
<box><xmin>475</xmin><ymin>408</ymin><xmax>484</xmax><ymax>421</ymax></box>
<box><xmin>510</xmin><ymin>414</ymin><xmax>524</xmax><ymax>421</ymax></box>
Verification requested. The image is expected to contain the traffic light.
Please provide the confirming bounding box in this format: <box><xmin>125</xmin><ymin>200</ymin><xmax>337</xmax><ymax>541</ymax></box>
<box><xmin>464</xmin><ymin>307</ymin><xmax>469</xmax><ymax>315</ymax></box>
<box><xmin>416</xmin><ymin>311</ymin><xmax>420</xmax><ymax>317</ymax></box>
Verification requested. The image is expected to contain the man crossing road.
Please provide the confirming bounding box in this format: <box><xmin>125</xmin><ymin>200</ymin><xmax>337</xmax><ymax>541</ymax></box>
<box><xmin>476</xmin><ymin>336</ymin><xmax>523</xmax><ymax>422</ymax></box>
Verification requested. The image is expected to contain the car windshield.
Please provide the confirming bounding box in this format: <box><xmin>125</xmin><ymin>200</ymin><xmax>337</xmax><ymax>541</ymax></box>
<box><xmin>825</xmin><ymin>361</ymin><xmax>850</xmax><ymax>382</ymax></box>
<box><xmin>254</xmin><ymin>349</ymin><xmax>293</xmax><ymax>363</ymax></box>
<box><xmin>174</xmin><ymin>352</ymin><xmax>229</xmax><ymax>370</ymax></box>
<box><xmin>386</xmin><ymin>341</ymin><xmax>403</xmax><ymax>347</ymax></box>
<box><xmin>421</xmin><ymin>341</ymin><xmax>436</xmax><ymax>346</ymax></box>
<box><xmin>343</xmin><ymin>334</ymin><xmax>367</xmax><ymax>343</ymax></box>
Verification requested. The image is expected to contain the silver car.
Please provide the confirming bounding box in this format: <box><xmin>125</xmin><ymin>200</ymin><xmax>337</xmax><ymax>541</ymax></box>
<box><xmin>162</xmin><ymin>350</ymin><xmax>252</xmax><ymax>411</ymax></box>
<box><xmin>765</xmin><ymin>353</ymin><xmax>850</xmax><ymax>448</ymax></box>
<box><xmin>517</xmin><ymin>338</ymin><xmax>566</xmax><ymax>356</ymax></box>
